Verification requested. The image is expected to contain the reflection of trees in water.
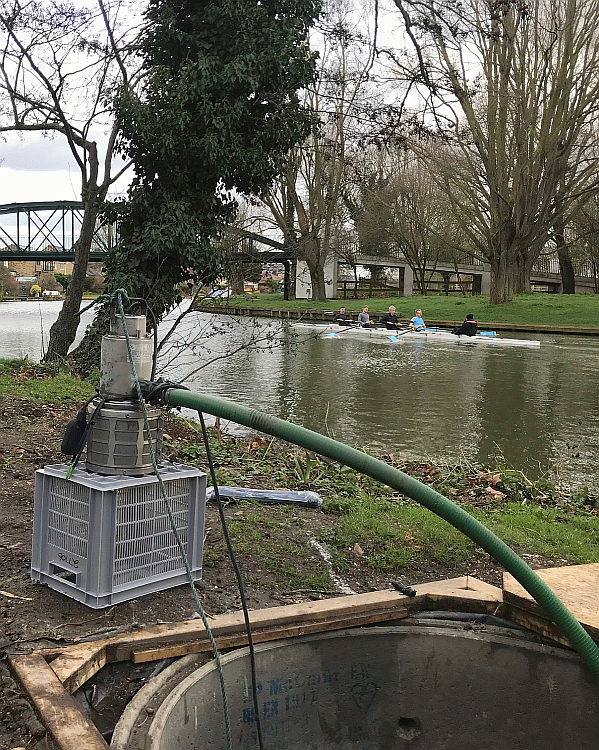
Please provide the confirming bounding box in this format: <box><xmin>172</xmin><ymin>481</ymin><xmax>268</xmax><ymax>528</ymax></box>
<box><xmin>157</xmin><ymin>310</ymin><xmax>289</xmax><ymax>385</ymax></box>
<box><xmin>155</xmin><ymin>317</ymin><xmax>599</xmax><ymax>489</ymax></box>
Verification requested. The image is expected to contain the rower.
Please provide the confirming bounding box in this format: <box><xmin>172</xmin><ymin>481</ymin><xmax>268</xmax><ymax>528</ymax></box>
<box><xmin>334</xmin><ymin>307</ymin><xmax>352</xmax><ymax>326</ymax></box>
<box><xmin>452</xmin><ymin>313</ymin><xmax>478</xmax><ymax>336</ymax></box>
<box><xmin>357</xmin><ymin>305</ymin><xmax>375</xmax><ymax>328</ymax></box>
<box><xmin>380</xmin><ymin>305</ymin><xmax>401</xmax><ymax>330</ymax></box>
<box><xmin>409</xmin><ymin>309</ymin><xmax>426</xmax><ymax>332</ymax></box>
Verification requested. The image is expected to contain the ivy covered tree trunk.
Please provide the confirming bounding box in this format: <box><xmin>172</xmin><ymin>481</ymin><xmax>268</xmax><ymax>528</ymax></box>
<box><xmin>104</xmin><ymin>0</ymin><xmax>320</xmax><ymax>323</ymax></box>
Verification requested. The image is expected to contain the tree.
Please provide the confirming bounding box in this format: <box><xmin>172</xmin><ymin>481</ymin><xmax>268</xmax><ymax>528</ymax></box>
<box><xmin>570</xmin><ymin>197</ymin><xmax>599</xmax><ymax>292</ymax></box>
<box><xmin>393</xmin><ymin>0</ymin><xmax>599</xmax><ymax>303</ymax></box>
<box><xmin>345</xmin><ymin>146</ymin><xmax>473</xmax><ymax>294</ymax></box>
<box><xmin>0</xmin><ymin>265</ymin><xmax>17</xmax><ymax>297</ymax></box>
<box><xmin>261</xmin><ymin>3</ymin><xmax>378</xmax><ymax>300</ymax></box>
<box><xmin>104</xmin><ymin>0</ymin><xmax>320</xmax><ymax>317</ymax></box>
<box><xmin>0</xmin><ymin>0</ymin><xmax>140</xmax><ymax>358</ymax></box>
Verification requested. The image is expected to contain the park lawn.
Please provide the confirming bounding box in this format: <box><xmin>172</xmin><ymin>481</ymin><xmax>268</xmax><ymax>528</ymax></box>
<box><xmin>207</xmin><ymin>293</ymin><xmax>599</xmax><ymax>329</ymax></box>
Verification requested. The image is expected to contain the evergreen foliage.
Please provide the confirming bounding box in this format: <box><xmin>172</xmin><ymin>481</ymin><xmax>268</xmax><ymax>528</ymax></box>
<box><xmin>105</xmin><ymin>0</ymin><xmax>320</xmax><ymax>318</ymax></box>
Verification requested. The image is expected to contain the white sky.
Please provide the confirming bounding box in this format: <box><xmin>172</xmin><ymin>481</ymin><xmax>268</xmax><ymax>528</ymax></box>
<box><xmin>0</xmin><ymin>132</ymin><xmax>102</xmax><ymax>205</ymax></box>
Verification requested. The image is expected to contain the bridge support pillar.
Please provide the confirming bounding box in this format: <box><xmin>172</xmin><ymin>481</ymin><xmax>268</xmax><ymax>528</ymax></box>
<box><xmin>480</xmin><ymin>270</ymin><xmax>491</xmax><ymax>296</ymax></box>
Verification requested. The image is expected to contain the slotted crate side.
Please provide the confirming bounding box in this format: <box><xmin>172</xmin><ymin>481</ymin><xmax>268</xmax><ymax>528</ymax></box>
<box><xmin>46</xmin><ymin>479</ymin><xmax>91</xmax><ymax>559</ymax></box>
<box><xmin>31</xmin><ymin>464</ymin><xmax>206</xmax><ymax>608</ymax></box>
<box><xmin>112</xmin><ymin>479</ymin><xmax>195</xmax><ymax>587</ymax></box>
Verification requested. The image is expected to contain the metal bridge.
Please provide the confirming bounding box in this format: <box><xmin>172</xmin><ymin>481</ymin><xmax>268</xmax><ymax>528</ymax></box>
<box><xmin>1</xmin><ymin>201</ymin><xmax>595</xmax><ymax>294</ymax></box>
<box><xmin>0</xmin><ymin>202</ymin><xmax>292</xmax><ymax>263</ymax></box>
<box><xmin>0</xmin><ymin>201</ymin><xmax>113</xmax><ymax>261</ymax></box>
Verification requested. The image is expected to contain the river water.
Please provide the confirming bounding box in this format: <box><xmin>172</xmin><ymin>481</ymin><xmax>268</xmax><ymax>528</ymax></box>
<box><xmin>2</xmin><ymin>300</ymin><xmax>598</xmax><ymax>490</ymax></box>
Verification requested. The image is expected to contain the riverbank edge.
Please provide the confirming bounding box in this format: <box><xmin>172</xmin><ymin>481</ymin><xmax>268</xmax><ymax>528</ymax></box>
<box><xmin>194</xmin><ymin>304</ymin><xmax>599</xmax><ymax>336</ymax></box>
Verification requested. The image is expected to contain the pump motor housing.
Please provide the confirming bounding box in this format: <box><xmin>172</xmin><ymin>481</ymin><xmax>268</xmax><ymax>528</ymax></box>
<box><xmin>100</xmin><ymin>313</ymin><xmax>153</xmax><ymax>400</ymax></box>
<box><xmin>85</xmin><ymin>398</ymin><xmax>163</xmax><ymax>476</ymax></box>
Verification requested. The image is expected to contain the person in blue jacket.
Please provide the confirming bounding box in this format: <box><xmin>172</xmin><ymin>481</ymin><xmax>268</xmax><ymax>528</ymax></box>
<box><xmin>409</xmin><ymin>309</ymin><xmax>426</xmax><ymax>331</ymax></box>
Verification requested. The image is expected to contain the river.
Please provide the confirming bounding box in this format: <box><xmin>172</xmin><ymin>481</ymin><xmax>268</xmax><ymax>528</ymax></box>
<box><xmin>1</xmin><ymin>300</ymin><xmax>598</xmax><ymax>490</ymax></box>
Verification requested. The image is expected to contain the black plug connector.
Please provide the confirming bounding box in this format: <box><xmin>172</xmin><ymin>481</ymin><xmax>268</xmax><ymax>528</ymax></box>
<box><xmin>60</xmin><ymin>408</ymin><xmax>88</xmax><ymax>455</ymax></box>
<box><xmin>392</xmin><ymin>581</ymin><xmax>417</xmax><ymax>597</ymax></box>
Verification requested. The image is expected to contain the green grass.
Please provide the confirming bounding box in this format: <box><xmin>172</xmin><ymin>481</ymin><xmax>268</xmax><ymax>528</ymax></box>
<box><xmin>477</xmin><ymin>504</ymin><xmax>599</xmax><ymax>562</ymax></box>
<box><xmin>319</xmin><ymin>495</ymin><xmax>474</xmax><ymax>573</ymax></box>
<box><xmin>0</xmin><ymin>359</ymin><xmax>94</xmax><ymax>402</ymax></box>
<box><xmin>178</xmin><ymin>433</ymin><xmax>599</xmax><ymax>584</ymax></box>
<box><xmin>2</xmin><ymin>362</ymin><xmax>597</xmax><ymax>590</ymax></box>
<box><xmin>204</xmin><ymin>293</ymin><xmax>599</xmax><ymax>329</ymax></box>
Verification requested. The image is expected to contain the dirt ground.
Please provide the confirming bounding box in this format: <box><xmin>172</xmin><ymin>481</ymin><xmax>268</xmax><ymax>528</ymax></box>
<box><xmin>0</xmin><ymin>395</ymin><xmax>567</xmax><ymax>749</ymax></box>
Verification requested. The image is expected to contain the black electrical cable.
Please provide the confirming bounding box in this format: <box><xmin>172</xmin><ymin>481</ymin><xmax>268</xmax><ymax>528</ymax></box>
<box><xmin>66</xmin><ymin>397</ymin><xmax>107</xmax><ymax>477</ymax></box>
<box><xmin>198</xmin><ymin>412</ymin><xmax>265</xmax><ymax>750</ymax></box>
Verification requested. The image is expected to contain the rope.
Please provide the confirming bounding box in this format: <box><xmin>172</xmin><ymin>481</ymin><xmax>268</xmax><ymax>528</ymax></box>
<box><xmin>114</xmin><ymin>290</ymin><xmax>233</xmax><ymax>750</ymax></box>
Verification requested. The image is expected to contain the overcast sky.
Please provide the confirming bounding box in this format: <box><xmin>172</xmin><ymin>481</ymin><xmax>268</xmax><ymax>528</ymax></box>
<box><xmin>0</xmin><ymin>130</ymin><xmax>132</xmax><ymax>209</ymax></box>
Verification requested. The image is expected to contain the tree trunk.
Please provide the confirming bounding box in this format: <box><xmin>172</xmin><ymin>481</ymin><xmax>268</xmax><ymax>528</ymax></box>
<box><xmin>44</xmin><ymin>198</ymin><xmax>100</xmax><ymax>360</ymax></box>
<box><xmin>488</xmin><ymin>238</ymin><xmax>533</xmax><ymax>304</ymax></box>
<box><xmin>554</xmin><ymin>225</ymin><xmax>576</xmax><ymax>293</ymax></box>
<box><xmin>307</xmin><ymin>258</ymin><xmax>327</xmax><ymax>300</ymax></box>
<box><xmin>229</xmin><ymin>271</ymin><xmax>245</xmax><ymax>295</ymax></box>
<box><xmin>301</xmin><ymin>235</ymin><xmax>327</xmax><ymax>300</ymax></box>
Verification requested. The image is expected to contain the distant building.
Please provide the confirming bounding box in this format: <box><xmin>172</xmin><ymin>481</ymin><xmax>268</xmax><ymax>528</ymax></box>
<box><xmin>1</xmin><ymin>245</ymin><xmax>75</xmax><ymax>279</ymax></box>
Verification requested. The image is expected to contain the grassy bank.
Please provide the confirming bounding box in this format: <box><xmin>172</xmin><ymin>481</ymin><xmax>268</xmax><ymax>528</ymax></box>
<box><xmin>2</xmin><ymin>359</ymin><xmax>596</xmax><ymax>592</ymax></box>
<box><xmin>0</xmin><ymin>359</ymin><xmax>94</xmax><ymax>402</ymax></box>
<box><xmin>207</xmin><ymin>293</ymin><xmax>599</xmax><ymax>329</ymax></box>
<box><xmin>177</xmin><ymin>435</ymin><xmax>599</xmax><ymax>583</ymax></box>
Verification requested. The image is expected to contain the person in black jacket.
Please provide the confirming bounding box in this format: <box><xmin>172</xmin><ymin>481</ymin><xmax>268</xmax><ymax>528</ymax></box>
<box><xmin>379</xmin><ymin>305</ymin><xmax>401</xmax><ymax>330</ymax></box>
<box><xmin>334</xmin><ymin>307</ymin><xmax>352</xmax><ymax>325</ymax></box>
<box><xmin>452</xmin><ymin>313</ymin><xmax>478</xmax><ymax>336</ymax></box>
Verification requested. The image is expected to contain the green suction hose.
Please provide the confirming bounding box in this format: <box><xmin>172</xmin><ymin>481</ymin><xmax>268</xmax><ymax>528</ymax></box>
<box><xmin>165</xmin><ymin>388</ymin><xmax>599</xmax><ymax>677</ymax></box>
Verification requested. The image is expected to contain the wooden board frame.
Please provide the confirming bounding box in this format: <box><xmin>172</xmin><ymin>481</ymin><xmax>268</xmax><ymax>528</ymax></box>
<box><xmin>11</xmin><ymin>568</ymin><xmax>599</xmax><ymax>750</ymax></box>
<box><xmin>503</xmin><ymin>562</ymin><xmax>599</xmax><ymax>644</ymax></box>
<box><xmin>9</xmin><ymin>577</ymin><xmax>502</xmax><ymax>750</ymax></box>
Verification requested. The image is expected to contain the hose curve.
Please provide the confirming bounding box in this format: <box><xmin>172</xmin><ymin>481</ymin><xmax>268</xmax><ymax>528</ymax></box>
<box><xmin>165</xmin><ymin>388</ymin><xmax>599</xmax><ymax>677</ymax></box>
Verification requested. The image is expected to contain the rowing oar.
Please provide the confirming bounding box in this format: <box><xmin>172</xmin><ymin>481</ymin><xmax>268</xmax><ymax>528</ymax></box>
<box><xmin>326</xmin><ymin>324</ymin><xmax>361</xmax><ymax>336</ymax></box>
<box><xmin>387</xmin><ymin>328</ymin><xmax>412</xmax><ymax>342</ymax></box>
<box><xmin>387</xmin><ymin>327</ymin><xmax>436</xmax><ymax>342</ymax></box>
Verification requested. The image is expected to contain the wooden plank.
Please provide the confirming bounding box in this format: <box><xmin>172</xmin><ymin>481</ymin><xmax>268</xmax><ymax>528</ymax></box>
<box><xmin>49</xmin><ymin>642</ymin><xmax>107</xmax><ymax>694</ymax></box>
<box><xmin>132</xmin><ymin>607</ymin><xmax>410</xmax><ymax>663</ymax></box>
<box><xmin>107</xmin><ymin>589</ymin><xmax>412</xmax><ymax>662</ymax></box>
<box><xmin>503</xmin><ymin>605</ymin><xmax>573</xmax><ymax>647</ymax></box>
<box><xmin>110</xmin><ymin>576</ymin><xmax>502</xmax><ymax>663</ymax></box>
<box><xmin>9</xmin><ymin>653</ymin><xmax>109</xmax><ymax>750</ymax></box>
<box><xmin>503</xmin><ymin>563</ymin><xmax>599</xmax><ymax>637</ymax></box>
<box><xmin>37</xmin><ymin>577</ymin><xmax>503</xmax><ymax>689</ymax></box>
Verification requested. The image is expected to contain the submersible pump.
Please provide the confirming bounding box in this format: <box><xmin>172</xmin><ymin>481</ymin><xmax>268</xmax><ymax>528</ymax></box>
<box><xmin>32</xmin><ymin>298</ymin><xmax>206</xmax><ymax>608</ymax></box>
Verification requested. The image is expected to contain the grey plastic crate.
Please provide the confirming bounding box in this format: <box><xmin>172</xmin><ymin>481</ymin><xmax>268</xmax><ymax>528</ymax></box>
<box><xmin>32</xmin><ymin>462</ymin><xmax>206</xmax><ymax>608</ymax></box>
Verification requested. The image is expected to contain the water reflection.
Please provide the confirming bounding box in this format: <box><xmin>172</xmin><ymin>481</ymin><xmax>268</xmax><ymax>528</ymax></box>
<box><xmin>170</xmin><ymin>313</ymin><xmax>599</xmax><ymax>490</ymax></box>
<box><xmin>0</xmin><ymin>300</ymin><xmax>95</xmax><ymax>359</ymax></box>
<box><xmin>1</xmin><ymin>301</ymin><xmax>598</xmax><ymax>490</ymax></box>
